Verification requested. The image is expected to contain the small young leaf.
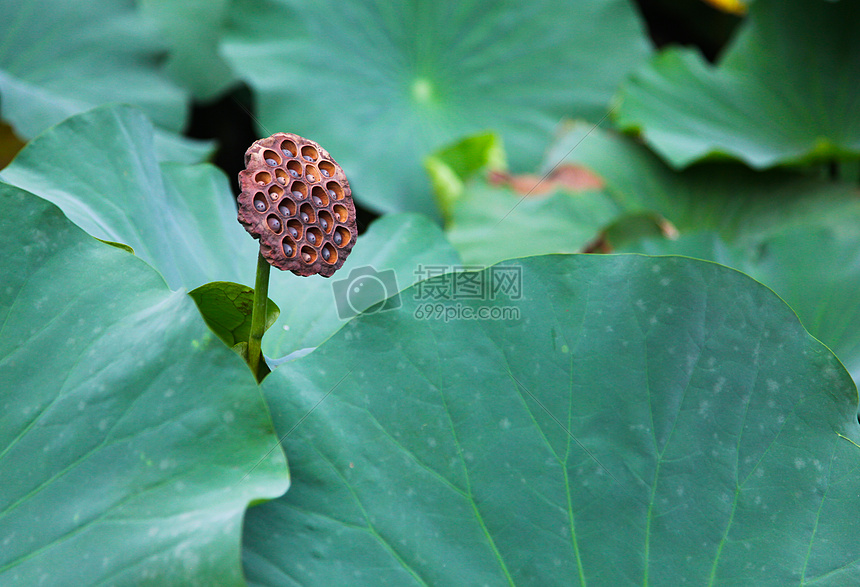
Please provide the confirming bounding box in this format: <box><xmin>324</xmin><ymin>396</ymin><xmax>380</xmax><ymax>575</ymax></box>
<box><xmin>189</xmin><ymin>281</ymin><xmax>280</xmax><ymax>348</ymax></box>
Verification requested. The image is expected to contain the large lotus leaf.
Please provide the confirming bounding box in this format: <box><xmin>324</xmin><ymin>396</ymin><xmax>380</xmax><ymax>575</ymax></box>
<box><xmin>615</xmin><ymin>0</ymin><xmax>860</xmax><ymax>169</ymax></box>
<box><xmin>618</xmin><ymin>227</ymin><xmax>860</xmax><ymax>388</ymax></box>
<box><xmin>222</xmin><ymin>0</ymin><xmax>652</xmax><ymax>217</ymax></box>
<box><xmin>139</xmin><ymin>0</ymin><xmax>237</xmax><ymax>100</ymax></box>
<box><xmin>0</xmin><ymin>0</ymin><xmax>188</xmax><ymax>140</ymax></box>
<box><xmin>0</xmin><ymin>105</ymin><xmax>255</xmax><ymax>291</ymax></box>
<box><xmin>0</xmin><ymin>104</ymin><xmax>461</xmax><ymax>361</ymax></box>
<box><xmin>264</xmin><ymin>213</ymin><xmax>461</xmax><ymax>359</ymax></box>
<box><xmin>0</xmin><ymin>185</ymin><xmax>288</xmax><ymax>584</ymax></box>
<box><xmin>243</xmin><ymin>254</ymin><xmax>860</xmax><ymax>585</ymax></box>
<box><xmin>549</xmin><ymin>125</ymin><xmax>860</xmax><ymax>385</ymax></box>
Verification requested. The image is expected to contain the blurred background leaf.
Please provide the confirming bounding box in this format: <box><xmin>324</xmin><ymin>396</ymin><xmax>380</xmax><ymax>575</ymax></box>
<box><xmin>616</xmin><ymin>0</ymin><xmax>860</xmax><ymax>169</ymax></box>
<box><xmin>0</xmin><ymin>0</ymin><xmax>189</xmax><ymax>139</ymax></box>
<box><xmin>139</xmin><ymin>0</ymin><xmax>238</xmax><ymax>101</ymax></box>
<box><xmin>222</xmin><ymin>0</ymin><xmax>652</xmax><ymax>218</ymax></box>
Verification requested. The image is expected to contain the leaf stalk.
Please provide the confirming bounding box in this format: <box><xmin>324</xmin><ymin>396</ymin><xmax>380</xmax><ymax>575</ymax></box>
<box><xmin>248</xmin><ymin>250</ymin><xmax>271</xmax><ymax>382</ymax></box>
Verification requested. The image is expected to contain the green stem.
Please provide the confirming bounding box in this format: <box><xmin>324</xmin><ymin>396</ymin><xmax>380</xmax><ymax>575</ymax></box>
<box><xmin>248</xmin><ymin>250</ymin><xmax>271</xmax><ymax>382</ymax></box>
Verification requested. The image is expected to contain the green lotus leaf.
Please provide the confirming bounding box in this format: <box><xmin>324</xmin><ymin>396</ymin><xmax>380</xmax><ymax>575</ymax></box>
<box><xmin>243</xmin><ymin>254</ymin><xmax>860</xmax><ymax>585</ymax></box>
<box><xmin>0</xmin><ymin>185</ymin><xmax>288</xmax><ymax>585</ymax></box>
<box><xmin>0</xmin><ymin>104</ymin><xmax>255</xmax><ymax>291</ymax></box>
<box><xmin>222</xmin><ymin>0</ymin><xmax>652</xmax><ymax>217</ymax></box>
<box><xmin>139</xmin><ymin>0</ymin><xmax>237</xmax><ymax>100</ymax></box>
<box><xmin>551</xmin><ymin>124</ymin><xmax>860</xmax><ymax>384</ymax></box>
<box><xmin>264</xmin><ymin>213</ymin><xmax>462</xmax><ymax>359</ymax></box>
<box><xmin>0</xmin><ymin>0</ymin><xmax>188</xmax><ymax>139</ymax></box>
<box><xmin>189</xmin><ymin>281</ymin><xmax>280</xmax><ymax>349</ymax></box>
<box><xmin>615</xmin><ymin>0</ymin><xmax>860</xmax><ymax>169</ymax></box>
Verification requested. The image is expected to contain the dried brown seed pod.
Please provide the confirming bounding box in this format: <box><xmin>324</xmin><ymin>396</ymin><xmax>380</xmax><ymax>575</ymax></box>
<box><xmin>237</xmin><ymin>132</ymin><xmax>358</xmax><ymax>277</ymax></box>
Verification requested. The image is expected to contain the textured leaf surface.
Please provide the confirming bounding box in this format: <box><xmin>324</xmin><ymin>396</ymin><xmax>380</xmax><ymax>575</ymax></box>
<box><xmin>243</xmin><ymin>254</ymin><xmax>860</xmax><ymax>585</ymax></box>
<box><xmin>615</xmin><ymin>0</ymin><xmax>860</xmax><ymax>168</ymax></box>
<box><xmin>0</xmin><ymin>0</ymin><xmax>187</xmax><ymax>139</ymax></box>
<box><xmin>0</xmin><ymin>186</ymin><xmax>288</xmax><ymax>585</ymax></box>
<box><xmin>552</xmin><ymin>125</ymin><xmax>860</xmax><ymax>384</ymax></box>
<box><xmin>263</xmin><ymin>213</ymin><xmax>461</xmax><ymax>359</ymax></box>
<box><xmin>223</xmin><ymin>0</ymin><xmax>651</xmax><ymax>216</ymax></box>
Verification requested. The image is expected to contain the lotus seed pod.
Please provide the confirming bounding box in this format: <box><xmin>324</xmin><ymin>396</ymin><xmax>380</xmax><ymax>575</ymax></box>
<box><xmin>237</xmin><ymin>133</ymin><xmax>358</xmax><ymax>277</ymax></box>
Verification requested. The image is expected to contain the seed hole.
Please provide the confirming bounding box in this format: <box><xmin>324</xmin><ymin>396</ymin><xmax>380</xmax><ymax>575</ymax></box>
<box><xmin>299</xmin><ymin>203</ymin><xmax>315</xmax><ymax>224</ymax></box>
<box><xmin>287</xmin><ymin>160</ymin><xmax>302</xmax><ymax>177</ymax></box>
<box><xmin>306</xmin><ymin>227</ymin><xmax>322</xmax><ymax>246</ymax></box>
<box><xmin>326</xmin><ymin>182</ymin><xmax>344</xmax><ymax>200</ymax></box>
<box><xmin>321</xmin><ymin>244</ymin><xmax>337</xmax><ymax>264</ymax></box>
<box><xmin>301</xmin><ymin>145</ymin><xmax>318</xmax><ymax>162</ymax></box>
<box><xmin>282</xmin><ymin>237</ymin><xmax>296</xmax><ymax>258</ymax></box>
<box><xmin>253</xmin><ymin>194</ymin><xmax>267</xmax><ymax>212</ymax></box>
<box><xmin>300</xmin><ymin>245</ymin><xmax>318</xmax><ymax>264</ymax></box>
<box><xmin>278</xmin><ymin>200</ymin><xmax>296</xmax><ymax>217</ymax></box>
<box><xmin>255</xmin><ymin>171</ymin><xmax>272</xmax><ymax>185</ymax></box>
<box><xmin>268</xmin><ymin>185</ymin><xmax>284</xmax><ymax>200</ymax></box>
<box><xmin>287</xmin><ymin>219</ymin><xmax>302</xmax><ymax>239</ymax></box>
<box><xmin>333</xmin><ymin>226</ymin><xmax>350</xmax><ymax>247</ymax></box>
<box><xmin>263</xmin><ymin>150</ymin><xmax>281</xmax><ymax>166</ymax></box>
<box><xmin>319</xmin><ymin>161</ymin><xmax>335</xmax><ymax>178</ymax></box>
<box><xmin>290</xmin><ymin>181</ymin><xmax>308</xmax><ymax>199</ymax></box>
<box><xmin>311</xmin><ymin>186</ymin><xmax>328</xmax><ymax>207</ymax></box>
<box><xmin>332</xmin><ymin>204</ymin><xmax>349</xmax><ymax>223</ymax></box>
<box><xmin>305</xmin><ymin>164</ymin><xmax>319</xmax><ymax>183</ymax></box>
<box><xmin>280</xmin><ymin>140</ymin><xmax>297</xmax><ymax>158</ymax></box>
<box><xmin>275</xmin><ymin>168</ymin><xmax>288</xmax><ymax>184</ymax></box>
<box><xmin>267</xmin><ymin>215</ymin><xmax>282</xmax><ymax>232</ymax></box>
<box><xmin>319</xmin><ymin>210</ymin><xmax>333</xmax><ymax>232</ymax></box>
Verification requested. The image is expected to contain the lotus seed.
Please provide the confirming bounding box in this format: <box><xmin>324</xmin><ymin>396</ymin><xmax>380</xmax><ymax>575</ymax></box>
<box><xmin>292</xmin><ymin>190</ymin><xmax>304</xmax><ymax>199</ymax></box>
<box><xmin>333</xmin><ymin>231</ymin><xmax>342</xmax><ymax>245</ymax></box>
<box><xmin>255</xmin><ymin>200</ymin><xmax>266</xmax><ymax>211</ymax></box>
<box><xmin>289</xmin><ymin>226</ymin><xmax>298</xmax><ymax>237</ymax></box>
<box><xmin>282</xmin><ymin>149</ymin><xmax>294</xmax><ymax>157</ymax></box>
<box><xmin>289</xmin><ymin>169</ymin><xmax>299</xmax><ymax>177</ymax></box>
<box><xmin>313</xmin><ymin>196</ymin><xmax>323</xmax><ymax>206</ymax></box>
<box><xmin>266</xmin><ymin>158</ymin><xmax>278</xmax><ymax>166</ymax></box>
<box><xmin>268</xmin><ymin>217</ymin><xmax>281</xmax><ymax>231</ymax></box>
<box><xmin>304</xmin><ymin>155</ymin><xmax>313</xmax><ymax>161</ymax></box>
<box><xmin>308</xmin><ymin>174</ymin><xmax>315</xmax><ymax>182</ymax></box>
<box><xmin>302</xmin><ymin>252</ymin><xmax>311</xmax><ymax>262</ymax></box>
<box><xmin>284</xmin><ymin>243</ymin><xmax>293</xmax><ymax>256</ymax></box>
<box><xmin>301</xmin><ymin>212</ymin><xmax>309</xmax><ymax>222</ymax></box>
<box><xmin>320</xmin><ymin>218</ymin><xmax>328</xmax><ymax>230</ymax></box>
<box><xmin>322</xmin><ymin>247</ymin><xmax>331</xmax><ymax>260</ymax></box>
<box><xmin>308</xmin><ymin>232</ymin><xmax>316</xmax><ymax>244</ymax></box>
<box><xmin>328</xmin><ymin>189</ymin><xmax>337</xmax><ymax>198</ymax></box>
<box><xmin>279</xmin><ymin>204</ymin><xmax>291</xmax><ymax>216</ymax></box>
<box><xmin>321</xmin><ymin>169</ymin><xmax>330</xmax><ymax>177</ymax></box>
